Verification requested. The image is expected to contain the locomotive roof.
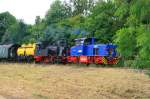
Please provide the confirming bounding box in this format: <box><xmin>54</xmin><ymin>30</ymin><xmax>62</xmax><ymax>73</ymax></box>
<box><xmin>75</xmin><ymin>37</ymin><xmax>97</xmax><ymax>41</ymax></box>
<box><xmin>74</xmin><ymin>38</ymin><xmax>86</xmax><ymax>41</ymax></box>
<box><xmin>0</xmin><ymin>44</ymin><xmax>19</xmax><ymax>48</ymax></box>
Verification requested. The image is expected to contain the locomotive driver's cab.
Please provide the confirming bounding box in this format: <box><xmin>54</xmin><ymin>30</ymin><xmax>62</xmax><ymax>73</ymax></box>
<box><xmin>36</xmin><ymin>41</ymin><xmax>49</xmax><ymax>49</ymax></box>
<box><xmin>75</xmin><ymin>37</ymin><xmax>97</xmax><ymax>45</ymax></box>
<box><xmin>72</xmin><ymin>37</ymin><xmax>117</xmax><ymax>57</ymax></box>
<box><xmin>75</xmin><ymin>38</ymin><xmax>86</xmax><ymax>45</ymax></box>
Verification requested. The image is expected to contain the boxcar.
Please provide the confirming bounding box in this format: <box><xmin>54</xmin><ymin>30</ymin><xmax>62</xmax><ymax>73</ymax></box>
<box><xmin>0</xmin><ymin>44</ymin><xmax>20</xmax><ymax>60</ymax></box>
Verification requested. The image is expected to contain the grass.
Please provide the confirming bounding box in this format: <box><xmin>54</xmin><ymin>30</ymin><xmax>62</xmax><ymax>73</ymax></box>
<box><xmin>0</xmin><ymin>63</ymin><xmax>149</xmax><ymax>99</ymax></box>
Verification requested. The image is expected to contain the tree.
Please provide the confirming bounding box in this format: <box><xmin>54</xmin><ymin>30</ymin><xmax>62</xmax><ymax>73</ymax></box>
<box><xmin>58</xmin><ymin>15</ymin><xmax>87</xmax><ymax>41</ymax></box>
<box><xmin>84</xmin><ymin>1</ymin><xmax>117</xmax><ymax>43</ymax></box>
<box><xmin>113</xmin><ymin>0</ymin><xmax>150</xmax><ymax>68</ymax></box>
<box><xmin>29</xmin><ymin>19</ymin><xmax>46</xmax><ymax>42</ymax></box>
<box><xmin>114</xmin><ymin>0</ymin><xmax>130</xmax><ymax>28</ymax></box>
<box><xmin>35</xmin><ymin>16</ymin><xmax>41</xmax><ymax>25</ymax></box>
<box><xmin>114</xmin><ymin>27</ymin><xmax>137</xmax><ymax>59</ymax></box>
<box><xmin>70</xmin><ymin>0</ymin><xmax>95</xmax><ymax>15</ymax></box>
<box><xmin>2</xmin><ymin>20</ymin><xmax>31</xmax><ymax>44</ymax></box>
<box><xmin>128</xmin><ymin>0</ymin><xmax>150</xmax><ymax>25</ymax></box>
<box><xmin>0</xmin><ymin>12</ymin><xmax>17</xmax><ymax>41</ymax></box>
<box><xmin>1</xmin><ymin>22</ymin><xmax>19</xmax><ymax>43</ymax></box>
<box><xmin>40</xmin><ymin>24</ymin><xmax>71</xmax><ymax>44</ymax></box>
<box><xmin>134</xmin><ymin>25</ymin><xmax>150</xmax><ymax>68</ymax></box>
<box><xmin>45</xmin><ymin>0</ymin><xmax>72</xmax><ymax>24</ymax></box>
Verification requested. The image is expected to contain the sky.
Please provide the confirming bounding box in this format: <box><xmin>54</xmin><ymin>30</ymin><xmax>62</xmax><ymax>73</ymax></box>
<box><xmin>0</xmin><ymin>0</ymin><xmax>55</xmax><ymax>24</ymax></box>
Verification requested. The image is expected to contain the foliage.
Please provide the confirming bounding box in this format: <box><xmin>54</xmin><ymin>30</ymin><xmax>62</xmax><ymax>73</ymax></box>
<box><xmin>146</xmin><ymin>70</ymin><xmax>150</xmax><ymax>77</ymax></box>
<box><xmin>84</xmin><ymin>1</ymin><xmax>118</xmax><ymax>43</ymax></box>
<box><xmin>29</xmin><ymin>19</ymin><xmax>46</xmax><ymax>42</ymax></box>
<box><xmin>129</xmin><ymin>0</ymin><xmax>150</xmax><ymax>25</ymax></box>
<box><xmin>40</xmin><ymin>24</ymin><xmax>72</xmax><ymax>43</ymax></box>
<box><xmin>133</xmin><ymin>25</ymin><xmax>150</xmax><ymax>68</ymax></box>
<box><xmin>70</xmin><ymin>0</ymin><xmax>95</xmax><ymax>15</ymax></box>
<box><xmin>114</xmin><ymin>27</ymin><xmax>136</xmax><ymax>59</ymax></box>
<box><xmin>45</xmin><ymin>0</ymin><xmax>72</xmax><ymax>24</ymax></box>
<box><xmin>114</xmin><ymin>0</ymin><xmax>130</xmax><ymax>27</ymax></box>
<box><xmin>2</xmin><ymin>20</ymin><xmax>31</xmax><ymax>44</ymax></box>
<box><xmin>0</xmin><ymin>0</ymin><xmax>150</xmax><ymax>68</ymax></box>
<box><xmin>113</xmin><ymin>0</ymin><xmax>150</xmax><ymax>68</ymax></box>
<box><xmin>0</xmin><ymin>12</ymin><xmax>17</xmax><ymax>41</ymax></box>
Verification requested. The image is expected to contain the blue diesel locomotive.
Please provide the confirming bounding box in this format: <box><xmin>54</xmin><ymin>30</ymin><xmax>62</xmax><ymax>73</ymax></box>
<box><xmin>68</xmin><ymin>37</ymin><xmax>118</xmax><ymax>65</ymax></box>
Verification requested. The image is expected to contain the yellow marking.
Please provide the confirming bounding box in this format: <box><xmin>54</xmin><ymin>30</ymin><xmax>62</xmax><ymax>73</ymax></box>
<box><xmin>102</xmin><ymin>57</ymin><xmax>107</xmax><ymax>64</ymax></box>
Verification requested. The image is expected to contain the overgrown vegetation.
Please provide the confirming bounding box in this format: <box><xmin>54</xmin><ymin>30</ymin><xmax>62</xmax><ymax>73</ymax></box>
<box><xmin>0</xmin><ymin>0</ymin><xmax>150</xmax><ymax>68</ymax></box>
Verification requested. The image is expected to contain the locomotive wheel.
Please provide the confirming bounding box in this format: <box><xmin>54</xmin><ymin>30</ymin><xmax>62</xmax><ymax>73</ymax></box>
<box><xmin>86</xmin><ymin>63</ymin><xmax>90</xmax><ymax>66</ymax></box>
<box><xmin>43</xmin><ymin>57</ymin><xmax>50</xmax><ymax>64</ymax></box>
<box><xmin>27</xmin><ymin>56</ymin><xmax>33</xmax><ymax>63</ymax></box>
<box><xmin>34</xmin><ymin>61</ymin><xmax>41</xmax><ymax>64</ymax></box>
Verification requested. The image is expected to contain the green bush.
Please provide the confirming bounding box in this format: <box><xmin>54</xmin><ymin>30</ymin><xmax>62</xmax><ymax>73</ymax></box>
<box><xmin>146</xmin><ymin>71</ymin><xmax>150</xmax><ymax>77</ymax></box>
<box><xmin>115</xmin><ymin>58</ymin><xmax>124</xmax><ymax>67</ymax></box>
<box><xmin>124</xmin><ymin>60</ymin><xmax>134</xmax><ymax>67</ymax></box>
<box><xmin>132</xmin><ymin>58</ymin><xmax>150</xmax><ymax>69</ymax></box>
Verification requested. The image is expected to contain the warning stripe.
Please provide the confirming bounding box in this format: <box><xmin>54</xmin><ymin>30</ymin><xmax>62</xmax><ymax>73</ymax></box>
<box><xmin>115</xmin><ymin>59</ymin><xmax>119</xmax><ymax>64</ymax></box>
<box><xmin>102</xmin><ymin>57</ymin><xmax>107</xmax><ymax>64</ymax></box>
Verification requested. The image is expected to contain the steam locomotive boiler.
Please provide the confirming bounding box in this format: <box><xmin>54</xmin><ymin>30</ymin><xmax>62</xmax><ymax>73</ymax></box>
<box><xmin>34</xmin><ymin>40</ymin><xmax>69</xmax><ymax>64</ymax></box>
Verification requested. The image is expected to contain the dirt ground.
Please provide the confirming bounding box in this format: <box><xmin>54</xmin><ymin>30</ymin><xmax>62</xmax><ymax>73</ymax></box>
<box><xmin>0</xmin><ymin>63</ymin><xmax>149</xmax><ymax>99</ymax></box>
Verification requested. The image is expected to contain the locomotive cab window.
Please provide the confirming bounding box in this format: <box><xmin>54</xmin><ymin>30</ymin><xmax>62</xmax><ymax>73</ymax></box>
<box><xmin>75</xmin><ymin>38</ymin><xmax>86</xmax><ymax>45</ymax></box>
<box><xmin>93</xmin><ymin>48</ymin><xmax>99</xmax><ymax>55</ymax></box>
<box><xmin>84</xmin><ymin>39</ymin><xmax>90</xmax><ymax>45</ymax></box>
